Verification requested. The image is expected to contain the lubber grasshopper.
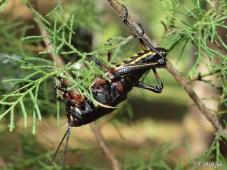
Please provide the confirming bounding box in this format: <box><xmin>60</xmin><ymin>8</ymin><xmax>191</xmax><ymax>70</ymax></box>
<box><xmin>53</xmin><ymin>5</ymin><xmax>167</xmax><ymax>164</ymax></box>
<box><xmin>57</xmin><ymin>46</ymin><xmax>167</xmax><ymax>127</ymax></box>
<box><xmin>55</xmin><ymin>2</ymin><xmax>167</xmax><ymax>127</ymax></box>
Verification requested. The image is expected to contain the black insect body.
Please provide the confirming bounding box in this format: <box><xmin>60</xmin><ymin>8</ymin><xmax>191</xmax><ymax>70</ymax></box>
<box><xmin>53</xmin><ymin>5</ymin><xmax>168</xmax><ymax>165</ymax></box>
<box><xmin>58</xmin><ymin>48</ymin><xmax>167</xmax><ymax>127</ymax></box>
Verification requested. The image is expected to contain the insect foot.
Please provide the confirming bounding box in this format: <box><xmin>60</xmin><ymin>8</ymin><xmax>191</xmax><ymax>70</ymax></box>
<box><xmin>155</xmin><ymin>86</ymin><xmax>163</xmax><ymax>93</ymax></box>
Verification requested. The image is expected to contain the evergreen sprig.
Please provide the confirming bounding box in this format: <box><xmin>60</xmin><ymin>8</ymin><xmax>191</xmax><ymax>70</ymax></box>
<box><xmin>0</xmin><ymin>0</ymin><xmax>226</xmax><ymax>169</ymax></box>
<box><xmin>0</xmin><ymin>0</ymin><xmax>133</xmax><ymax>133</ymax></box>
<box><xmin>160</xmin><ymin>0</ymin><xmax>227</xmax><ymax>121</ymax></box>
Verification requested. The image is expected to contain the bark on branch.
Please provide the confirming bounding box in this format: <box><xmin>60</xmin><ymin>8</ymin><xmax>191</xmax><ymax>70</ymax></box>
<box><xmin>91</xmin><ymin>123</ymin><xmax>121</xmax><ymax>170</ymax></box>
<box><xmin>105</xmin><ymin>0</ymin><xmax>226</xmax><ymax>135</ymax></box>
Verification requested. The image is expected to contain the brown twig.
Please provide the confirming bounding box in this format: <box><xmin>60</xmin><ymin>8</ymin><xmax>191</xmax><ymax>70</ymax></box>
<box><xmin>90</xmin><ymin>123</ymin><xmax>121</xmax><ymax>170</ymax></box>
<box><xmin>37</xmin><ymin>24</ymin><xmax>66</xmax><ymax>68</ymax></box>
<box><xmin>36</xmin><ymin>13</ymin><xmax>121</xmax><ymax>170</ymax></box>
<box><xmin>105</xmin><ymin>0</ymin><xmax>226</xmax><ymax>134</ymax></box>
<box><xmin>188</xmin><ymin>69</ymin><xmax>223</xmax><ymax>82</ymax></box>
<box><xmin>166</xmin><ymin>62</ymin><xmax>224</xmax><ymax>132</ymax></box>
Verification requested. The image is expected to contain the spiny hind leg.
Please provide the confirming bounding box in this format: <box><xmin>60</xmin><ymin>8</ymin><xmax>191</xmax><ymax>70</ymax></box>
<box><xmin>135</xmin><ymin>81</ymin><xmax>162</xmax><ymax>93</ymax></box>
<box><xmin>122</xmin><ymin>5</ymin><xmax>144</xmax><ymax>38</ymax></box>
<box><xmin>135</xmin><ymin>69</ymin><xmax>163</xmax><ymax>93</ymax></box>
<box><xmin>120</xmin><ymin>5</ymin><xmax>165</xmax><ymax>93</ymax></box>
<box><xmin>136</xmin><ymin>24</ymin><xmax>165</xmax><ymax>90</ymax></box>
<box><xmin>152</xmin><ymin>68</ymin><xmax>163</xmax><ymax>90</ymax></box>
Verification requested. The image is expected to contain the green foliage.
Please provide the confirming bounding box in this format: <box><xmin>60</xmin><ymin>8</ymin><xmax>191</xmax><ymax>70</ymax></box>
<box><xmin>160</xmin><ymin>0</ymin><xmax>227</xmax><ymax>69</ymax></box>
<box><xmin>0</xmin><ymin>0</ymin><xmax>226</xmax><ymax>169</ymax></box>
<box><xmin>0</xmin><ymin>1</ymin><xmax>133</xmax><ymax>133</ymax></box>
<box><xmin>190</xmin><ymin>133</ymin><xmax>227</xmax><ymax>170</ymax></box>
<box><xmin>123</xmin><ymin>144</ymin><xmax>176</xmax><ymax>170</ymax></box>
<box><xmin>158</xmin><ymin>2</ymin><xmax>227</xmax><ymax>167</ymax></box>
<box><xmin>0</xmin><ymin>0</ymin><xmax>8</xmax><ymax>12</ymax></box>
<box><xmin>160</xmin><ymin>0</ymin><xmax>227</xmax><ymax>123</ymax></box>
<box><xmin>0</xmin><ymin>54</ymin><xmax>59</xmax><ymax>132</ymax></box>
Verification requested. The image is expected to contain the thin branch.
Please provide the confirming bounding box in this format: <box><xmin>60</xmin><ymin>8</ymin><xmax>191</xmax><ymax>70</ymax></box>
<box><xmin>105</xmin><ymin>0</ymin><xmax>226</xmax><ymax>134</ymax></box>
<box><xmin>166</xmin><ymin>62</ymin><xmax>224</xmax><ymax>132</ymax></box>
<box><xmin>188</xmin><ymin>68</ymin><xmax>224</xmax><ymax>82</ymax></box>
<box><xmin>36</xmin><ymin>14</ymin><xmax>121</xmax><ymax>170</ymax></box>
<box><xmin>37</xmin><ymin>23</ymin><xmax>66</xmax><ymax>68</ymax></box>
<box><xmin>90</xmin><ymin>123</ymin><xmax>121</xmax><ymax>170</ymax></box>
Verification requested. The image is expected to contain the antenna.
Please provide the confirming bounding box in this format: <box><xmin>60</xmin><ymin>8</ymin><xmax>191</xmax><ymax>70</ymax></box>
<box><xmin>52</xmin><ymin>125</ymin><xmax>71</xmax><ymax>164</ymax></box>
<box><xmin>62</xmin><ymin>126</ymin><xmax>71</xmax><ymax>168</ymax></box>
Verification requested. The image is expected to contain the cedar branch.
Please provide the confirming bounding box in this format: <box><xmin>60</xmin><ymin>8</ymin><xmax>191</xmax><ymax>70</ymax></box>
<box><xmin>105</xmin><ymin>0</ymin><xmax>226</xmax><ymax>134</ymax></box>
<box><xmin>91</xmin><ymin>123</ymin><xmax>121</xmax><ymax>170</ymax></box>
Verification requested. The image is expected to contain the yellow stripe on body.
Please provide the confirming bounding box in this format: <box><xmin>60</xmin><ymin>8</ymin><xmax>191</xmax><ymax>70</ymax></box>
<box><xmin>116</xmin><ymin>50</ymin><xmax>155</xmax><ymax>69</ymax></box>
<box><xmin>128</xmin><ymin>51</ymin><xmax>155</xmax><ymax>64</ymax></box>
